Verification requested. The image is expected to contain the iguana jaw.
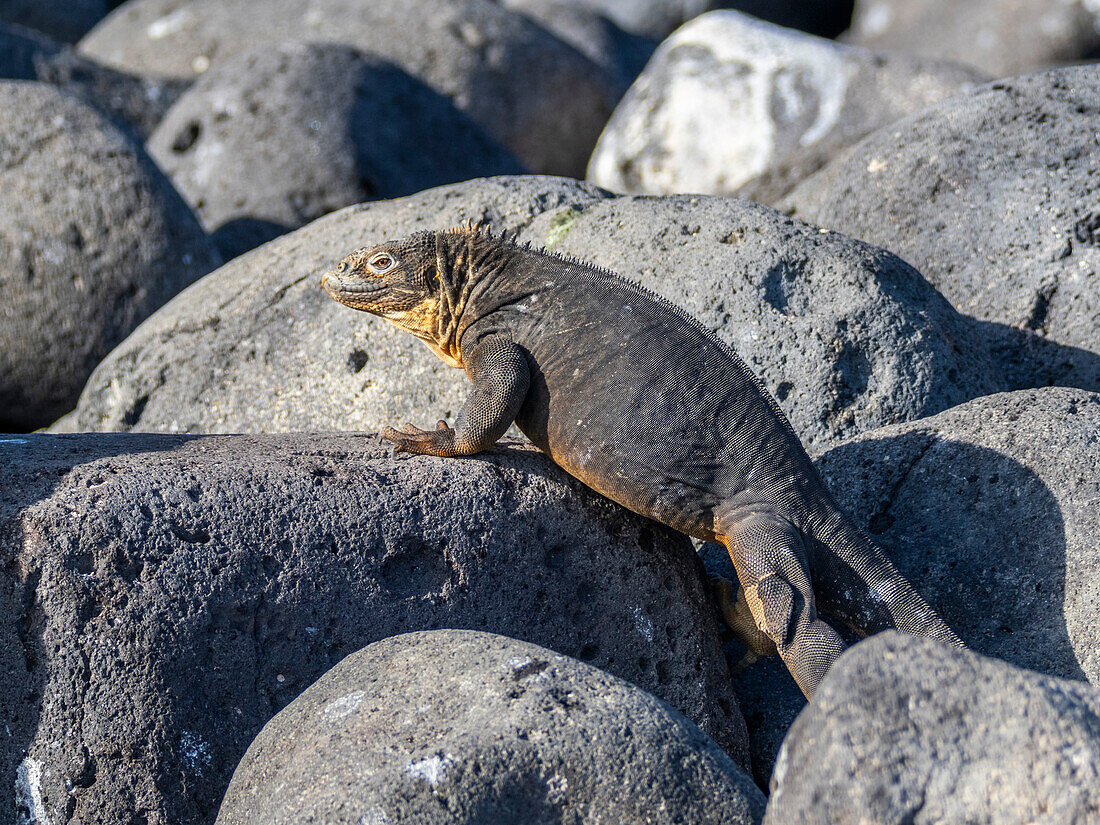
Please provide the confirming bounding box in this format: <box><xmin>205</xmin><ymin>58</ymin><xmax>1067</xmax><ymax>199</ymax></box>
<box><xmin>322</xmin><ymin>272</ymin><xmax>464</xmax><ymax>368</ymax></box>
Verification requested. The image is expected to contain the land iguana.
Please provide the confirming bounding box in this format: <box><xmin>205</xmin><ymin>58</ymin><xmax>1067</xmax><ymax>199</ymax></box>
<box><xmin>320</xmin><ymin>220</ymin><xmax>963</xmax><ymax>697</ymax></box>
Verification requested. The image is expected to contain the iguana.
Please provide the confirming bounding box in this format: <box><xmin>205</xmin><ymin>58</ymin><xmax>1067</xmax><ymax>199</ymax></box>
<box><xmin>320</xmin><ymin>221</ymin><xmax>963</xmax><ymax>697</ymax></box>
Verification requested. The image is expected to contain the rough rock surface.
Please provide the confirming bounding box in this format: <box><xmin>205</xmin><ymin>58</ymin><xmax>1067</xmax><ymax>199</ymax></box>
<box><xmin>818</xmin><ymin>387</ymin><xmax>1100</xmax><ymax>684</ymax></box>
<box><xmin>766</xmin><ymin>633</ymin><xmax>1100</xmax><ymax>825</ymax></box>
<box><xmin>54</xmin><ymin>177</ymin><xmax>612</xmax><ymax>436</ymax></box>
<box><xmin>846</xmin><ymin>0</ymin><xmax>1100</xmax><ymax>78</ymax></box>
<box><xmin>0</xmin><ymin>22</ymin><xmax>187</xmax><ymax>140</ymax></box>
<box><xmin>0</xmin><ymin>81</ymin><xmax>219</xmax><ymax>432</ymax></box>
<box><xmin>0</xmin><ymin>433</ymin><xmax>746</xmax><ymax>825</ymax></box>
<box><xmin>79</xmin><ymin>0</ymin><xmax>615</xmax><ymax>176</ymax></box>
<box><xmin>588</xmin><ymin>11</ymin><xmax>985</xmax><ymax>203</ymax></box>
<box><xmin>216</xmin><ymin>630</ymin><xmax>766</xmax><ymax>825</ymax></box>
<box><xmin>147</xmin><ymin>41</ymin><xmax>524</xmax><ymax>260</ymax></box>
<box><xmin>518</xmin><ymin>194</ymin><xmax>995</xmax><ymax>451</ymax></box>
<box><xmin>783</xmin><ymin>66</ymin><xmax>1100</xmax><ymax>363</ymax></box>
<box><xmin>0</xmin><ymin>0</ymin><xmax>107</xmax><ymax>42</ymax></box>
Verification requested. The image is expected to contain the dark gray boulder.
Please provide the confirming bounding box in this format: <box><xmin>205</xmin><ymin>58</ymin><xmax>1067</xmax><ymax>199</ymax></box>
<box><xmin>588</xmin><ymin>11</ymin><xmax>986</xmax><ymax>203</ymax></box>
<box><xmin>0</xmin><ymin>22</ymin><xmax>187</xmax><ymax>140</ymax></box>
<box><xmin>53</xmin><ymin>177</ymin><xmax>612</xmax><ymax>436</ymax></box>
<box><xmin>497</xmin><ymin>0</ymin><xmax>657</xmax><ymax>94</ymax></box>
<box><xmin>518</xmin><ymin>194</ymin><xmax>996</xmax><ymax>451</ymax></box>
<box><xmin>783</xmin><ymin>66</ymin><xmax>1100</xmax><ymax>369</ymax></box>
<box><xmin>79</xmin><ymin>0</ymin><xmax>616</xmax><ymax>176</ymax></box>
<box><xmin>846</xmin><ymin>0</ymin><xmax>1100</xmax><ymax>78</ymax></box>
<box><xmin>0</xmin><ymin>432</ymin><xmax>746</xmax><ymax>824</ymax></box>
<box><xmin>216</xmin><ymin>630</ymin><xmax>766</xmax><ymax>825</ymax></box>
<box><xmin>0</xmin><ymin>81</ymin><xmax>219</xmax><ymax>432</ymax></box>
<box><xmin>0</xmin><ymin>0</ymin><xmax>106</xmax><ymax>42</ymax></box>
<box><xmin>765</xmin><ymin>632</ymin><xmax>1100</xmax><ymax>825</ymax></box>
<box><xmin>146</xmin><ymin>41</ymin><xmax>524</xmax><ymax>260</ymax></box>
<box><xmin>817</xmin><ymin>387</ymin><xmax>1100</xmax><ymax>685</ymax></box>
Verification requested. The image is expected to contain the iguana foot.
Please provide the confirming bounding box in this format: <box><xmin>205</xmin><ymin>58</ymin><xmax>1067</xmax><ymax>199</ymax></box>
<box><xmin>380</xmin><ymin>420</ymin><xmax>458</xmax><ymax>456</ymax></box>
<box><xmin>709</xmin><ymin>573</ymin><xmax>778</xmax><ymax>671</ymax></box>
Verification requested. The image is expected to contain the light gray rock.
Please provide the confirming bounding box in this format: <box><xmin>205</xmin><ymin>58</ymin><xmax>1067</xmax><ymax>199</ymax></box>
<box><xmin>54</xmin><ymin>177</ymin><xmax>612</xmax><ymax>436</ymax></box>
<box><xmin>783</xmin><ymin>66</ymin><xmax>1100</xmax><ymax>383</ymax></box>
<box><xmin>0</xmin><ymin>0</ymin><xmax>106</xmax><ymax>42</ymax></box>
<box><xmin>847</xmin><ymin>0</ymin><xmax>1100</xmax><ymax>78</ymax></box>
<box><xmin>79</xmin><ymin>0</ymin><xmax>616</xmax><ymax>176</ymax></box>
<box><xmin>766</xmin><ymin>632</ymin><xmax>1100</xmax><ymax>825</ymax></box>
<box><xmin>817</xmin><ymin>387</ymin><xmax>1100</xmax><ymax>684</ymax></box>
<box><xmin>588</xmin><ymin>11</ymin><xmax>987</xmax><ymax>203</ymax></box>
<box><xmin>518</xmin><ymin>194</ymin><xmax>995</xmax><ymax>451</ymax></box>
<box><xmin>147</xmin><ymin>41</ymin><xmax>524</xmax><ymax>260</ymax></box>
<box><xmin>0</xmin><ymin>432</ymin><xmax>746</xmax><ymax>824</ymax></box>
<box><xmin>216</xmin><ymin>630</ymin><xmax>766</xmax><ymax>825</ymax></box>
<box><xmin>0</xmin><ymin>80</ymin><xmax>219</xmax><ymax>431</ymax></box>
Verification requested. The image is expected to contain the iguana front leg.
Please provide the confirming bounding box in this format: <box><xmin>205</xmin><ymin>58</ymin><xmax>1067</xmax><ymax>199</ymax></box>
<box><xmin>382</xmin><ymin>335</ymin><xmax>530</xmax><ymax>457</ymax></box>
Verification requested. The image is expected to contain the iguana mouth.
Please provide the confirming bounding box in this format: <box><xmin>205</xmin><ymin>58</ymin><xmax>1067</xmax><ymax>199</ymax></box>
<box><xmin>320</xmin><ymin>273</ymin><xmax>385</xmax><ymax>298</ymax></box>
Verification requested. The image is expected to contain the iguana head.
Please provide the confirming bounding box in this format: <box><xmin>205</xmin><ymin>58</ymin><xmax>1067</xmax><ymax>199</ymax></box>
<box><xmin>322</xmin><ymin>230</ymin><xmax>465</xmax><ymax>366</ymax></box>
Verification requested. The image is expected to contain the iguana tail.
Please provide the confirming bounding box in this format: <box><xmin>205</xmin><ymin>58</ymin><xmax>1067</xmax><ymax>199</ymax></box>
<box><xmin>806</xmin><ymin>500</ymin><xmax>964</xmax><ymax>648</ymax></box>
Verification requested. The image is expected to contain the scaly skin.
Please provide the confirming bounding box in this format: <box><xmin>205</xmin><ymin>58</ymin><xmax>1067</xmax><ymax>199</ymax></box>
<box><xmin>320</xmin><ymin>221</ymin><xmax>964</xmax><ymax>697</ymax></box>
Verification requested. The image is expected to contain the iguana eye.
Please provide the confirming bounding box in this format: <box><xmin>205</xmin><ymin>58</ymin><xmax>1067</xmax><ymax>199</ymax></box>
<box><xmin>369</xmin><ymin>253</ymin><xmax>396</xmax><ymax>273</ymax></box>
<box><xmin>336</xmin><ymin>261</ymin><xmax>348</xmax><ymax>273</ymax></box>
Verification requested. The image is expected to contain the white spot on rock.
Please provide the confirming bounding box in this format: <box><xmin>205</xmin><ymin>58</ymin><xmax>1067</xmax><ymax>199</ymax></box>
<box><xmin>147</xmin><ymin>8</ymin><xmax>193</xmax><ymax>40</ymax></box>
<box><xmin>406</xmin><ymin>753</ymin><xmax>453</xmax><ymax>786</ymax></box>
<box><xmin>323</xmin><ymin>690</ymin><xmax>367</xmax><ymax>720</ymax></box>
<box><xmin>867</xmin><ymin>157</ymin><xmax>888</xmax><ymax>173</ymax></box>
<box><xmin>15</xmin><ymin>757</ymin><xmax>50</xmax><ymax>825</ymax></box>
<box><xmin>632</xmin><ymin>606</ymin><xmax>654</xmax><ymax>642</ymax></box>
<box><xmin>179</xmin><ymin>730</ymin><xmax>213</xmax><ymax>775</ymax></box>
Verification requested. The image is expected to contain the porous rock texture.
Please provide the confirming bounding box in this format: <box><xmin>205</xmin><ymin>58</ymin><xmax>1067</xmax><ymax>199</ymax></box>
<box><xmin>0</xmin><ymin>81</ymin><xmax>219</xmax><ymax>432</ymax></box>
<box><xmin>79</xmin><ymin>0</ymin><xmax>616</xmax><ymax>177</ymax></box>
<box><xmin>518</xmin><ymin>193</ymin><xmax>994</xmax><ymax>451</ymax></box>
<box><xmin>783</xmin><ymin>66</ymin><xmax>1100</xmax><ymax>364</ymax></box>
<box><xmin>765</xmin><ymin>633</ymin><xmax>1100</xmax><ymax>825</ymax></box>
<box><xmin>0</xmin><ymin>0</ymin><xmax>107</xmax><ymax>42</ymax></box>
<box><xmin>54</xmin><ymin>177</ymin><xmax>611</xmax><ymax>436</ymax></box>
<box><xmin>147</xmin><ymin>41</ymin><xmax>524</xmax><ymax>260</ymax></box>
<box><xmin>0</xmin><ymin>433</ymin><xmax>745</xmax><ymax>825</ymax></box>
<box><xmin>58</xmin><ymin>177</ymin><xmax>999</xmax><ymax>452</ymax></box>
<box><xmin>215</xmin><ymin>630</ymin><xmax>766</xmax><ymax>825</ymax></box>
<box><xmin>846</xmin><ymin>0</ymin><xmax>1100</xmax><ymax>78</ymax></box>
<box><xmin>0</xmin><ymin>22</ymin><xmax>187</xmax><ymax>140</ymax></box>
<box><xmin>588</xmin><ymin>11</ymin><xmax>986</xmax><ymax>203</ymax></box>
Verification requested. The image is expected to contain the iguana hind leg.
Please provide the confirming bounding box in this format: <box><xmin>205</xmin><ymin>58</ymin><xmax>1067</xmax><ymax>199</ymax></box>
<box><xmin>709</xmin><ymin>574</ymin><xmax>778</xmax><ymax>671</ymax></box>
<box><xmin>717</xmin><ymin>508</ymin><xmax>845</xmax><ymax>698</ymax></box>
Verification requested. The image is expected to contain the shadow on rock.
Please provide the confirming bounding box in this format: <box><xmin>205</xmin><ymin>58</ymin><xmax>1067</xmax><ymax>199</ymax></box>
<box><xmin>820</xmin><ymin>431</ymin><xmax>1088</xmax><ymax>684</ymax></box>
